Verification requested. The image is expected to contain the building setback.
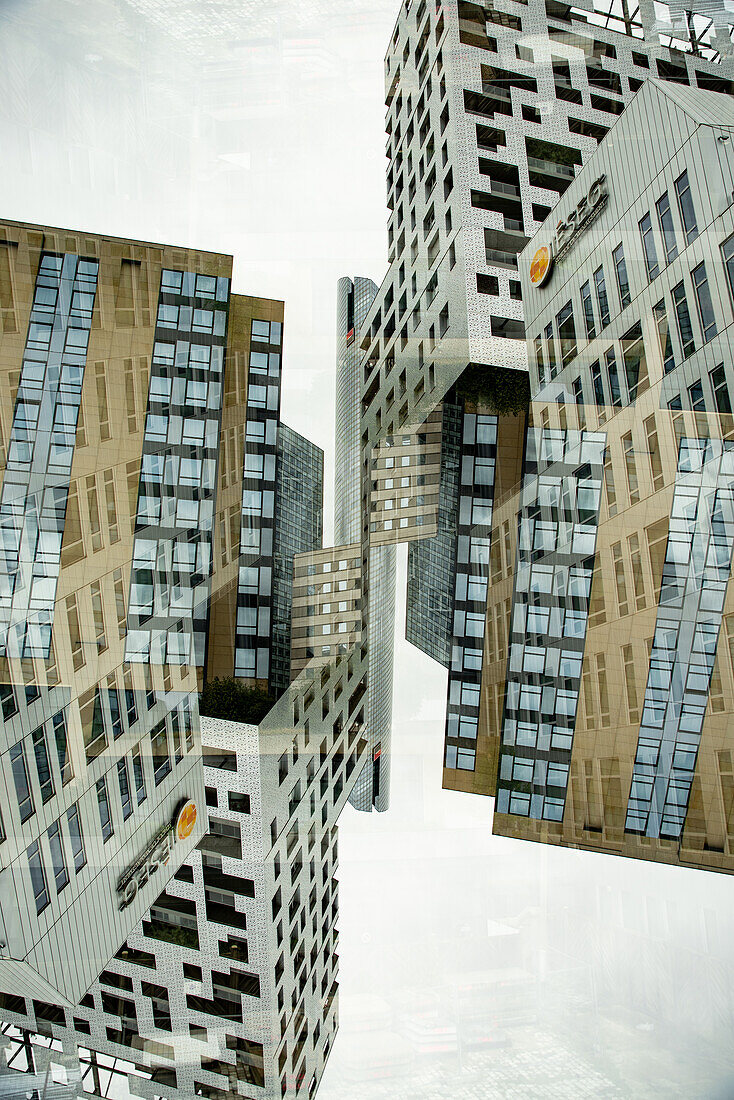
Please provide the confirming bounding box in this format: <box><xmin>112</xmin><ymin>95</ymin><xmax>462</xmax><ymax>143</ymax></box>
<box><xmin>481</xmin><ymin>79</ymin><xmax>734</xmax><ymax>872</ymax></box>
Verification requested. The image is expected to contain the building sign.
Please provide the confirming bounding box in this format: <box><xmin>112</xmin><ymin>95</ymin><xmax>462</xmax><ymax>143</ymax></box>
<box><xmin>529</xmin><ymin>244</ymin><xmax>553</xmax><ymax>288</ymax></box>
<box><xmin>529</xmin><ymin>174</ymin><xmax>608</xmax><ymax>288</ymax></box>
<box><xmin>116</xmin><ymin>799</ymin><xmax>198</xmax><ymax>910</ymax></box>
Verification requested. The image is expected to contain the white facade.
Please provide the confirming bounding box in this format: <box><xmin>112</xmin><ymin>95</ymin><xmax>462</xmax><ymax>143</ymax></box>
<box><xmin>335</xmin><ymin>277</ymin><xmax>396</xmax><ymax>812</ymax></box>
<box><xmin>360</xmin><ymin>0</ymin><xmax>734</xmax><ymax>456</ymax></box>
<box><xmin>0</xmin><ymin>651</ymin><xmax>369</xmax><ymax>1100</ymax></box>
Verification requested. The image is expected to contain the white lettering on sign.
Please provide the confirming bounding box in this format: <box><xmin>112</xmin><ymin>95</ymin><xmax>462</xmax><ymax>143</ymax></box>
<box><xmin>553</xmin><ymin>174</ymin><xmax>607</xmax><ymax>260</ymax></box>
<box><xmin>116</xmin><ymin>798</ymin><xmax>198</xmax><ymax>910</ymax></box>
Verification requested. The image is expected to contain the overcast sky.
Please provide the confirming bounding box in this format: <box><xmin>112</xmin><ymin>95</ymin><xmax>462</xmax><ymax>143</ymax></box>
<box><xmin>2</xmin><ymin>1</ymin><xmax>734</xmax><ymax>1095</ymax></box>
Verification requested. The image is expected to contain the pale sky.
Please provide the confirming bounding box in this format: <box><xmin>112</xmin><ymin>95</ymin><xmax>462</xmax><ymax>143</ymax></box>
<box><xmin>1</xmin><ymin>1</ymin><xmax>734</xmax><ymax>1095</ymax></box>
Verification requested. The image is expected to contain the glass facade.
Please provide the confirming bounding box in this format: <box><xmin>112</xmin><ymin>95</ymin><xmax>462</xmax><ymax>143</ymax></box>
<box><xmin>406</xmin><ymin>393</ymin><xmax>462</xmax><ymax>668</ymax></box>
<box><xmin>126</xmin><ymin>268</ymin><xmax>230</xmax><ymax>668</ymax></box>
<box><xmin>0</xmin><ymin>252</ymin><xmax>98</xmax><ymax>659</ymax></box>
<box><xmin>234</xmin><ymin>318</ymin><xmax>283</xmax><ymax>681</ymax></box>
<box><xmin>270</xmin><ymin>423</ymin><xmax>324</xmax><ymax>696</ymax></box>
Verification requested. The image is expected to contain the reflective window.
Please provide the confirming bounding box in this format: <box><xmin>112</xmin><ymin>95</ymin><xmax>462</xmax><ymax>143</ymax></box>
<box><xmin>27</xmin><ymin>840</ymin><xmax>49</xmax><ymax>913</ymax></box>
<box><xmin>672</xmin><ymin>280</ymin><xmax>696</xmax><ymax>357</ymax></box>
<box><xmin>691</xmin><ymin>262</ymin><xmax>717</xmax><ymax>342</ymax></box>
<box><xmin>47</xmin><ymin>821</ymin><xmax>69</xmax><ymax>893</ymax></box>
<box><xmin>656</xmin><ymin>192</ymin><xmax>677</xmax><ymax>263</ymax></box>
<box><xmin>96</xmin><ymin>777</ymin><xmax>114</xmax><ymax>842</ymax></box>
<box><xmin>674</xmin><ymin>170</ymin><xmax>698</xmax><ymax>243</ymax></box>
<box><xmin>639</xmin><ymin>212</ymin><xmax>659</xmax><ymax>280</ymax></box>
<box><xmin>593</xmin><ymin>266</ymin><xmax>610</xmax><ymax>327</ymax></box>
<box><xmin>612</xmin><ymin>243</ymin><xmax>630</xmax><ymax>308</ymax></box>
<box><xmin>67</xmin><ymin>803</ymin><xmax>86</xmax><ymax>872</ymax></box>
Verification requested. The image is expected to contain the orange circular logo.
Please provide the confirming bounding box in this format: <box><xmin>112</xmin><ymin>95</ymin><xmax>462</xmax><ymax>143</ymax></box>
<box><xmin>175</xmin><ymin>799</ymin><xmax>197</xmax><ymax>841</ymax></box>
<box><xmin>529</xmin><ymin>243</ymin><xmax>553</xmax><ymax>288</ymax></box>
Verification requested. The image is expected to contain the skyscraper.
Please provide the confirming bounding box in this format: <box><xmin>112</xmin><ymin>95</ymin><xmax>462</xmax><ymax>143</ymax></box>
<box><xmin>270</xmin><ymin>424</ymin><xmax>324</xmax><ymax>696</ymax></box>
<box><xmin>0</xmin><ymin>218</ymin><xmax>369</xmax><ymax>1097</ymax></box>
<box><xmin>481</xmin><ymin>79</ymin><xmax>734</xmax><ymax>873</ymax></box>
<box><xmin>336</xmin><ymin>277</ymin><xmax>396</xmax><ymax>811</ymax></box>
<box><xmin>356</xmin><ymin>0</ymin><xmax>734</xmax><ymax>804</ymax></box>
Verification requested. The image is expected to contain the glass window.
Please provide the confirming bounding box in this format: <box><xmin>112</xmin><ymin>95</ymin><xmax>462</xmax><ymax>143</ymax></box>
<box><xmin>639</xmin><ymin>213</ymin><xmax>659</xmax><ymax>280</ymax></box>
<box><xmin>721</xmin><ymin>234</ymin><xmax>734</xmax><ymax>304</ymax></box>
<box><xmin>132</xmin><ymin>746</ymin><xmax>147</xmax><ymax>805</ymax></box>
<box><xmin>602</xmin><ymin>346</ymin><xmax>621</xmax><ymax>407</ymax></box>
<box><xmin>544</xmin><ymin>322</ymin><xmax>557</xmax><ymax>379</ymax></box>
<box><xmin>580</xmin><ymin>281</ymin><xmax>595</xmax><ymax>339</ymax></box>
<box><xmin>151</xmin><ymin>722</ymin><xmax>171</xmax><ymax>785</ymax></box>
<box><xmin>691</xmin><ymin>262</ymin><xmax>717</xmax><ymax>342</ymax></box>
<box><xmin>533</xmin><ymin>335</ymin><xmax>546</xmax><ymax>390</ymax></box>
<box><xmin>621</xmin><ymin>322</ymin><xmax>648</xmax><ymax>402</ymax></box>
<box><xmin>67</xmin><ymin>803</ymin><xmax>86</xmax><ymax>872</ymax></box>
<box><xmin>672</xmin><ymin>280</ymin><xmax>695</xmax><ymax>357</ymax></box>
<box><xmin>613</xmin><ymin>243</ymin><xmax>631</xmax><ymax>308</ymax></box>
<box><xmin>10</xmin><ymin>742</ymin><xmax>34</xmax><ymax>823</ymax></box>
<box><xmin>653</xmin><ymin>299</ymin><xmax>675</xmax><ymax>374</ymax></box>
<box><xmin>593</xmin><ymin>266</ymin><xmax>610</xmax><ymax>327</ymax></box>
<box><xmin>688</xmin><ymin>380</ymin><xmax>706</xmax><ymax>412</ymax></box>
<box><xmin>590</xmin><ymin>359</ymin><xmax>605</xmax><ymax>406</ymax></box>
<box><xmin>556</xmin><ymin>301</ymin><xmax>577</xmax><ymax>368</ymax></box>
<box><xmin>674</xmin><ymin>170</ymin><xmax>698</xmax><ymax>243</ymax></box>
<box><xmin>656</xmin><ymin>192</ymin><xmax>677</xmax><ymax>263</ymax></box>
<box><xmin>0</xmin><ymin>684</ymin><xmax>17</xmax><ymax>720</ymax></box>
<box><xmin>27</xmin><ymin>840</ymin><xmax>49</xmax><ymax>914</ymax></box>
<box><xmin>710</xmin><ymin>364</ymin><xmax>732</xmax><ymax>416</ymax></box>
<box><xmin>96</xmin><ymin>777</ymin><xmax>114</xmax><ymax>842</ymax></box>
<box><xmin>47</xmin><ymin>821</ymin><xmax>69</xmax><ymax>893</ymax></box>
<box><xmin>32</xmin><ymin>726</ymin><xmax>54</xmax><ymax>804</ymax></box>
<box><xmin>118</xmin><ymin>758</ymin><xmax>133</xmax><ymax>821</ymax></box>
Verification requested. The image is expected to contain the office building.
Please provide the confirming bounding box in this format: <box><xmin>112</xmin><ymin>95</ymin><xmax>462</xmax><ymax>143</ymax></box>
<box><xmin>0</xmin><ymin>656</ymin><xmax>370</xmax><ymax>1099</ymax></box>
<box><xmin>356</xmin><ymin>0</ymin><xmax>734</xmax><ymax>797</ymax></box>
<box><xmin>270</xmin><ymin>425</ymin><xmax>324</xmax><ymax>697</ymax></box>
<box><xmin>290</xmin><ymin>545</ymin><xmax>363</xmax><ymax>680</ymax></box>
<box><xmin>0</xmin><ymin>219</ymin><xmax>366</xmax><ymax>1096</ymax></box>
<box><xmin>361</xmin><ymin>0</ymin><xmax>734</xmax><ymax>453</ymax></box>
<box><xmin>0</xmin><ymin>219</ymin><xmax>241</xmax><ymax>1007</ymax></box>
<box><xmin>480</xmin><ymin>79</ymin><xmax>734</xmax><ymax>872</ymax></box>
<box><xmin>336</xmin><ymin>278</ymin><xmax>396</xmax><ymax>811</ymax></box>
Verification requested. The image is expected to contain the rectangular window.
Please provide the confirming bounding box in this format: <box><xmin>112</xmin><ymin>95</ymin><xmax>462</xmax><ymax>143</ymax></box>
<box><xmin>691</xmin><ymin>262</ymin><xmax>717</xmax><ymax>342</ymax></box>
<box><xmin>641</xmin><ymin>416</ymin><xmax>663</xmax><ymax>494</ymax></box>
<box><xmin>534</xmin><ymin>335</ymin><xmax>546</xmax><ymax>390</ymax></box>
<box><xmin>53</xmin><ymin>711</ymin><xmax>73</xmax><ymax>786</ymax></box>
<box><xmin>10</xmin><ymin>742</ymin><xmax>34</xmax><ymax>823</ymax></box>
<box><xmin>722</xmin><ymin>234</ymin><xmax>734</xmax><ymax>304</ymax></box>
<box><xmin>688</xmin><ymin>379</ymin><xmax>705</xmax><ymax>412</ymax></box>
<box><xmin>151</xmin><ymin>722</ymin><xmax>171</xmax><ymax>786</ymax></box>
<box><xmin>117</xmin><ymin>758</ymin><xmax>133</xmax><ymax>821</ymax></box>
<box><xmin>613</xmin><ymin>243</ymin><xmax>630</xmax><ymax>308</ymax></box>
<box><xmin>32</xmin><ymin>726</ymin><xmax>54</xmax><ymax>804</ymax></box>
<box><xmin>653</xmin><ymin>299</ymin><xmax>675</xmax><ymax>374</ymax></box>
<box><xmin>544</xmin><ymin>322</ymin><xmax>557</xmax><ymax>379</ymax></box>
<box><xmin>621</xmin><ymin>322</ymin><xmax>648</xmax><ymax>402</ymax></box>
<box><xmin>47</xmin><ymin>821</ymin><xmax>69</xmax><ymax>893</ymax></box>
<box><xmin>674</xmin><ymin>170</ymin><xmax>698</xmax><ymax>243</ymax></box>
<box><xmin>580</xmin><ymin>280</ymin><xmax>595</xmax><ymax>339</ymax></box>
<box><xmin>622</xmin><ymin>432</ymin><xmax>639</xmax><ymax>504</ymax></box>
<box><xmin>590</xmin><ymin>359</ymin><xmax>605</xmax><ymax>408</ymax></box>
<box><xmin>604</xmin><ymin>346</ymin><xmax>622</xmax><ymax>406</ymax></box>
<box><xmin>655</xmin><ymin>192</ymin><xmax>677</xmax><ymax>263</ymax></box>
<box><xmin>711</xmin><ymin>364</ymin><xmax>732</xmax><ymax>416</ymax></box>
<box><xmin>639</xmin><ymin>213</ymin><xmax>659</xmax><ymax>281</ymax></box>
<box><xmin>96</xmin><ymin>777</ymin><xmax>114</xmax><ymax>842</ymax></box>
<box><xmin>67</xmin><ymin>803</ymin><xmax>86</xmax><ymax>872</ymax></box>
<box><xmin>132</xmin><ymin>746</ymin><xmax>147</xmax><ymax>804</ymax></box>
<box><xmin>556</xmin><ymin>301</ymin><xmax>577</xmax><ymax>368</ymax></box>
<box><xmin>593</xmin><ymin>266</ymin><xmax>610</xmax><ymax>327</ymax></box>
<box><xmin>27</xmin><ymin>840</ymin><xmax>49</xmax><ymax>914</ymax></box>
<box><xmin>672</xmin><ymin>280</ymin><xmax>695</xmax><ymax>356</ymax></box>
